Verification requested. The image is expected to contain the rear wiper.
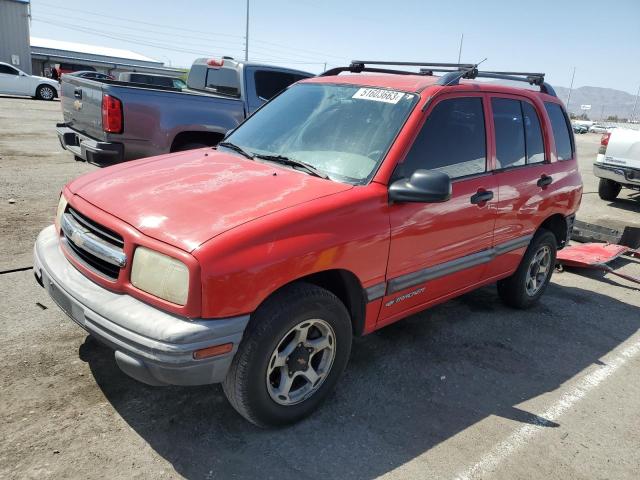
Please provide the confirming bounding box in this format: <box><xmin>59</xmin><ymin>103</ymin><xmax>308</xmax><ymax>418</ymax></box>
<box><xmin>217</xmin><ymin>142</ymin><xmax>254</xmax><ymax>160</ymax></box>
<box><xmin>254</xmin><ymin>154</ymin><xmax>329</xmax><ymax>180</ymax></box>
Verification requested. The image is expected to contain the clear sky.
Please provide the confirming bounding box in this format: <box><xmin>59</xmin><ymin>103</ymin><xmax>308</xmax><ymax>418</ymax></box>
<box><xmin>28</xmin><ymin>0</ymin><xmax>640</xmax><ymax>94</ymax></box>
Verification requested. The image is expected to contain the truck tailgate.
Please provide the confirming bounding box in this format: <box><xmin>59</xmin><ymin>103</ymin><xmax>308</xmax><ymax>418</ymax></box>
<box><xmin>61</xmin><ymin>76</ymin><xmax>106</xmax><ymax>141</ymax></box>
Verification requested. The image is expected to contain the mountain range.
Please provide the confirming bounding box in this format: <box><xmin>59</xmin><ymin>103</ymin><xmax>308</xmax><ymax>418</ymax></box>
<box><xmin>552</xmin><ymin>85</ymin><xmax>639</xmax><ymax>120</ymax></box>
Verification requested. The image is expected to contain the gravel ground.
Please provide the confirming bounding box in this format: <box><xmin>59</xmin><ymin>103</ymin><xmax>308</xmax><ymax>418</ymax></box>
<box><xmin>0</xmin><ymin>96</ymin><xmax>639</xmax><ymax>480</ymax></box>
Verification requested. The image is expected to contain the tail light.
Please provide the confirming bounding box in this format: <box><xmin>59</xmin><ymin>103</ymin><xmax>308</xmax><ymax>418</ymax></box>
<box><xmin>102</xmin><ymin>94</ymin><xmax>123</xmax><ymax>133</ymax></box>
<box><xmin>598</xmin><ymin>132</ymin><xmax>611</xmax><ymax>155</ymax></box>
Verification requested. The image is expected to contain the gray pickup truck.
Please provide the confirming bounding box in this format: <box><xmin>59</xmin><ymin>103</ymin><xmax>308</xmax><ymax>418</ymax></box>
<box><xmin>56</xmin><ymin>58</ymin><xmax>312</xmax><ymax>165</ymax></box>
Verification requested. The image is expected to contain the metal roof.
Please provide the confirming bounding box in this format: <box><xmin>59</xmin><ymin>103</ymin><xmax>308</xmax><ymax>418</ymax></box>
<box><xmin>30</xmin><ymin>37</ymin><xmax>160</xmax><ymax>64</ymax></box>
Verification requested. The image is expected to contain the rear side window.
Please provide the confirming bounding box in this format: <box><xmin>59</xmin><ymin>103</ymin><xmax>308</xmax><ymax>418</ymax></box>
<box><xmin>205</xmin><ymin>67</ymin><xmax>240</xmax><ymax>97</ymax></box>
<box><xmin>545</xmin><ymin>102</ymin><xmax>574</xmax><ymax>160</ymax></box>
<box><xmin>398</xmin><ymin>97</ymin><xmax>486</xmax><ymax>179</ymax></box>
<box><xmin>254</xmin><ymin>70</ymin><xmax>308</xmax><ymax>100</ymax></box>
<box><xmin>492</xmin><ymin>98</ymin><xmax>526</xmax><ymax>168</ymax></box>
<box><xmin>522</xmin><ymin>102</ymin><xmax>545</xmax><ymax>164</ymax></box>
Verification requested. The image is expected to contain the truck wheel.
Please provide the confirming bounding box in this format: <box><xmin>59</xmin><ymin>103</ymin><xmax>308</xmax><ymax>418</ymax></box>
<box><xmin>497</xmin><ymin>229</ymin><xmax>557</xmax><ymax>309</ymax></box>
<box><xmin>223</xmin><ymin>282</ymin><xmax>352</xmax><ymax>427</ymax></box>
<box><xmin>598</xmin><ymin>178</ymin><xmax>621</xmax><ymax>201</ymax></box>
<box><xmin>36</xmin><ymin>85</ymin><xmax>56</xmax><ymax>101</ymax></box>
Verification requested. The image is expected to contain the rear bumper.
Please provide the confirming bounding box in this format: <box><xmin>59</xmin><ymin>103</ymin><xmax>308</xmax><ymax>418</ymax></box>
<box><xmin>594</xmin><ymin>162</ymin><xmax>640</xmax><ymax>186</ymax></box>
<box><xmin>33</xmin><ymin>225</ymin><xmax>249</xmax><ymax>386</ymax></box>
<box><xmin>56</xmin><ymin>123</ymin><xmax>124</xmax><ymax>166</ymax></box>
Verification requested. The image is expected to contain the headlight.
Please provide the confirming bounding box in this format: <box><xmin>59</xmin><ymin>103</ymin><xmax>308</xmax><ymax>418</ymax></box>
<box><xmin>131</xmin><ymin>247</ymin><xmax>189</xmax><ymax>305</ymax></box>
<box><xmin>55</xmin><ymin>193</ymin><xmax>68</xmax><ymax>230</ymax></box>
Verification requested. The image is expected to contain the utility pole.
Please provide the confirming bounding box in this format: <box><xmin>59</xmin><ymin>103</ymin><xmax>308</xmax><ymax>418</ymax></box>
<box><xmin>323</xmin><ymin>62</ymin><xmax>327</xmax><ymax>72</ymax></box>
<box><xmin>245</xmin><ymin>0</ymin><xmax>250</xmax><ymax>61</ymax></box>
<box><xmin>457</xmin><ymin>33</ymin><xmax>464</xmax><ymax>64</ymax></box>
<box><xmin>632</xmin><ymin>84</ymin><xmax>640</xmax><ymax>122</ymax></box>
<box><xmin>600</xmin><ymin>105</ymin><xmax>605</xmax><ymax>121</ymax></box>
<box><xmin>566</xmin><ymin>66</ymin><xmax>576</xmax><ymax>111</ymax></box>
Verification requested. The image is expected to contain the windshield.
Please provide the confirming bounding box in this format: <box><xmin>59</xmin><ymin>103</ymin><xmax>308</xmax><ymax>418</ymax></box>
<box><xmin>225</xmin><ymin>83</ymin><xmax>417</xmax><ymax>184</ymax></box>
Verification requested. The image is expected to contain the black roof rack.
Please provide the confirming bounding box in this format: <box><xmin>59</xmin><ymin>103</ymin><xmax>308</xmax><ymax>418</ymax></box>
<box><xmin>321</xmin><ymin>60</ymin><xmax>557</xmax><ymax>97</ymax></box>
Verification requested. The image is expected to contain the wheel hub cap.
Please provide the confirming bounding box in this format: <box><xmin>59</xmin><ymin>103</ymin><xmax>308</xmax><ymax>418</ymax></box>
<box><xmin>266</xmin><ymin>319</ymin><xmax>336</xmax><ymax>406</ymax></box>
<box><xmin>287</xmin><ymin>344</ymin><xmax>311</xmax><ymax>374</ymax></box>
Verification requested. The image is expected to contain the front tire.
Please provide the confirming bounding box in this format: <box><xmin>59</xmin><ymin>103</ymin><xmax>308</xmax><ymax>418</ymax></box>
<box><xmin>598</xmin><ymin>178</ymin><xmax>621</xmax><ymax>201</ymax></box>
<box><xmin>36</xmin><ymin>85</ymin><xmax>56</xmax><ymax>101</ymax></box>
<box><xmin>497</xmin><ymin>229</ymin><xmax>557</xmax><ymax>309</ymax></box>
<box><xmin>223</xmin><ymin>282</ymin><xmax>352</xmax><ymax>427</ymax></box>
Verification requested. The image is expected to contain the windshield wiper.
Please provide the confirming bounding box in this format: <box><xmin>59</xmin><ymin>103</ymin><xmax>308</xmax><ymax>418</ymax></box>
<box><xmin>217</xmin><ymin>142</ymin><xmax>254</xmax><ymax>160</ymax></box>
<box><xmin>254</xmin><ymin>154</ymin><xmax>329</xmax><ymax>180</ymax></box>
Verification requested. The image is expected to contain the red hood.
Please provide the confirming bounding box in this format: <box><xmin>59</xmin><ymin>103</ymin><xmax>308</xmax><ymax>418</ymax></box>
<box><xmin>68</xmin><ymin>150</ymin><xmax>352</xmax><ymax>252</ymax></box>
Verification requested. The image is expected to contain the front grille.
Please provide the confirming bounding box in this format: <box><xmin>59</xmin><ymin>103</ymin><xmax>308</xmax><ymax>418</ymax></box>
<box><xmin>68</xmin><ymin>207</ymin><xmax>124</xmax><ymax>247</ymax></box>
<box><xmin>62</xmin><ymin>206</ymin><xmax>125</xmax><ymax>280</ymax></box>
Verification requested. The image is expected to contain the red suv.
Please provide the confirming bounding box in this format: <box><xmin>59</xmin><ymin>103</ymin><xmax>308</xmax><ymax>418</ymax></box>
<box><xmin>34</xmin><ymin>61</ymin><xmax>582</xmax><ymax>426</ymax></box>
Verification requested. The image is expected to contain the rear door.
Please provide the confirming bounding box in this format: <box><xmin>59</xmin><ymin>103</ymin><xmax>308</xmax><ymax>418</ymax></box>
<box><xmin>484</xmin><ymin>95</ymin><xmax>553</xmax><ymax>278</ymax></box>
<box><xmin>381</xmin><ymin>94</ymin><xmax>498</xmax><ymax>327</ymax></box>
<box><xmin>61</xmin><ymin>75</ymin><xmax>106</xmax><ymax>140</ymax></box>
<box><xmin>245</xmin><ymin>67</ymin><xmax>311</xmax><ymax>114</ymax></box>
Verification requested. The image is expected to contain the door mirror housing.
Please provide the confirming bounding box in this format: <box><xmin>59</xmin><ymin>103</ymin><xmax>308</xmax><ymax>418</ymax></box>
<box><xmin>389</xmin><ymin>169</ymin><xmax>452</xmax><ymax>203</ymax></box>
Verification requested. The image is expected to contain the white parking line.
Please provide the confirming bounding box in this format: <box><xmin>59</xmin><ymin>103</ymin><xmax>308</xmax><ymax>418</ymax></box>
<box><xmin>454</xmin><ymin>337</ymin><xmax>640</xmax><ymax>480</ymax></box>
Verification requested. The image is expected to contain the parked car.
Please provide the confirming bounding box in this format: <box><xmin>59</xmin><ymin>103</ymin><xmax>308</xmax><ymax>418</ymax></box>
<box><xmin>589</xmin><ymin>124</ymin><xmax>610</xmax><ymax>133</ymax></box>
<box><xmin>0</xmin><ymin>62</ymin><xmax>59</xmax><ymax>100</ymax></box>
<box><xmin>56</xmin><ymin>58</ymin><xmax>312</xmax><ymax>165</ymax></box>
<box><xmin>572</xmin><ymin>123</ymin><xmax>588</xmax><ymax>134</ymax></box>
<box><xmin>65</xmin><ymin>71</ymin><xmax>114</xmax><ymax>81</ymax></box>
<box><xmin>594</xmin><ymin>128</ymin><xmax>640</xmax><ymax>200</ymax></box>
<box><xmin>34</xmin><ymin>61</ymin><xmax>582</xmax><ymax>427</ymax></box>
<box><xmin>58</xmin><ymin>63</ymin><xmax>96</xmax><ymax>76</ymax></box>
<box><xmin>118</xmin><ymin>72</ymin><xmax>185</xmax><ymax>89</ymax></box>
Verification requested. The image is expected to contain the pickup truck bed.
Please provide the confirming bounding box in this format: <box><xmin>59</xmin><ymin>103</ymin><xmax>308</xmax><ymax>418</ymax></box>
<box><xmin>56</xmin><ymin>59</ymin><xmax>312</xmax><ymax>165</ymax></box>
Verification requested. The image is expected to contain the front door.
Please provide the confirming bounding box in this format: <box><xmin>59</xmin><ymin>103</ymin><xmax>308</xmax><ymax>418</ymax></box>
<box><xmin>0</xmin><ymin>64</ymin><xmax>21</xmax><ymax>95</ymax></box>
<box><xmin>380</xmin><ymin>94</ymin><xmax>497</xmax><ymax>327</ymax></box>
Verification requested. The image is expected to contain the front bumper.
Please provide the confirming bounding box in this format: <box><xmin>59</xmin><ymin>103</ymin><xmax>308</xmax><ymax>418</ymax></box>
<box><xmin>56</xmin><ymin>123</ymin><xmax>124</xmax><ymax>166</ymax></box>
<box><xmin>33</xmin><ymin>225</ymin><xmax>249</xmax><ymax>386</ymax></box>
<box><xmin>593</xmin><ymin>162</ymin><xmax>640</xmax><ymax>187</ymax></box>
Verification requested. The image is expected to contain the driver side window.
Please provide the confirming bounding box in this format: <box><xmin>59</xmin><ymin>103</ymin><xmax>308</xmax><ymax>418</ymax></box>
<box><xmin>396</xmin><ymin>97</ymin><xmax>486</xmax><ymax>180</ymax></box>
<box><xmin>0</xmin><ymin>64</ymin><xmax>19</xmax><ymax>75</ymax></box>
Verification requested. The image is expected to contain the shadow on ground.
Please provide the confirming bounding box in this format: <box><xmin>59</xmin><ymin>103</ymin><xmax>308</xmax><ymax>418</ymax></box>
<box><xmin>79</xmin><ymin>281</ymin><xmax>640</xmax><ymax>479</ymax></box>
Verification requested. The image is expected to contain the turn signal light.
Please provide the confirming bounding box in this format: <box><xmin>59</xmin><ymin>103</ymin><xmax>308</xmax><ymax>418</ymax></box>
<box><xmin>102</xmin><ymin>94</ymin><xmax>123</xmax><ymax>133</ymax></box>
<box><xmin>193</xmin><ymin>343</ymin><xmax>233</xmax><ymax>360</ymax></box>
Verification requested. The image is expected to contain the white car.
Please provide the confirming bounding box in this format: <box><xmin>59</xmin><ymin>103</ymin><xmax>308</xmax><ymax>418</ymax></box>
<box><xmin>589</xmin><ymin>124</ymin><xmax>611</xmax><ymax>134</ymax></box>
<box><xmin>0</xmin><ymin>62</ymin><xmax>60</xmax><ymax>100</ymax></box>
<box><xmin>594</xmin><ymin>128</ymin><xmax>640</xmax><ymax>200</ymax></box>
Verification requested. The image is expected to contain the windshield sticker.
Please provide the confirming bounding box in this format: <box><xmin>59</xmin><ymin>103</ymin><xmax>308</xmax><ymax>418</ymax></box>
<box><xmin>352</xmin><ymin>88</ymin><xmax>405</xmax><ymax>104</ymax></box>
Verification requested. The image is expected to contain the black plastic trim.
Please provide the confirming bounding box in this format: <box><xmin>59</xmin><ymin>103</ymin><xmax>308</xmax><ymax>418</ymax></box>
<box><xmin>387</xmin><ymin>234</ymin><xmax>533</xmax><ymax>295</ymax></box>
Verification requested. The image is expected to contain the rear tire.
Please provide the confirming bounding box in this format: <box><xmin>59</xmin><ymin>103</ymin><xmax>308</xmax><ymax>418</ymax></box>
<box><xmin>497</xmin><ymin>229</ymin><xmax>557</xmax><ymax>309</ymax></box>
<box><xmin>36</xmin><ymin>85</ymin><xmax>56</xmax><ymax>101</ymax></box>
<box><xmin>223</xmin><ymin>282</ymin><xmax>352</xmax><ymax>427</ymax></box>
<box><xmin>598</xmin><ymin>178</ymin><xmax>621</xmax><ymax>201</ymax></box>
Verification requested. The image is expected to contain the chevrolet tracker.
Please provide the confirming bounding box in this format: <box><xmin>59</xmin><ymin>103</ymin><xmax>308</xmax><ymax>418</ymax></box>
<box><xmin>34</xmin><ymin>60</ymin><xmax>583</xmax><ymax>427</ymax></box>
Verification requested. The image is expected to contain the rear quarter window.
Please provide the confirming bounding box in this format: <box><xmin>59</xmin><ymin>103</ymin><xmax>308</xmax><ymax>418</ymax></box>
<box><xmin>544</xmin><ymin>102</ymin><xmax>574</xmax><ymax>160</ymax></box>
<box><xmin>205</xmin><ymin>68</ymin><xmax>240</xmax><ymax>97</ymax></box>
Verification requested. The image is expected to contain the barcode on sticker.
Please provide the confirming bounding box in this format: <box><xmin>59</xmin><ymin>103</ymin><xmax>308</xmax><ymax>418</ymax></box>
<box><xmin>352</xmin><ymin>88</ymin><xmax>404</xmax><ymax>104</ymax></box>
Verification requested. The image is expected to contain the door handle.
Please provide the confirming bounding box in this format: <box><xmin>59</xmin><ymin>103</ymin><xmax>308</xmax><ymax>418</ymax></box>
<box><xmin>74</xmin><ymin>88</ymin><xmax>82</xmax><ymax>99</ymax></box>
<box><xmin>537</xmin><ymin>174</ymin><xmax>552</xmax><ymax>188</ymax></box>
<box><xmin>470</xmin><ymin>190</ymin><xmax>494</xmax><ymax>205</ymax></box>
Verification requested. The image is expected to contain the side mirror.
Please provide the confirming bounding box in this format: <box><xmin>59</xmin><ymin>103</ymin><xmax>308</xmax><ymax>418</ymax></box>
<box><xmin>389</xmin><ymin>169</ymin><xmax>452</xmax><ymax>203</ymax></box>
